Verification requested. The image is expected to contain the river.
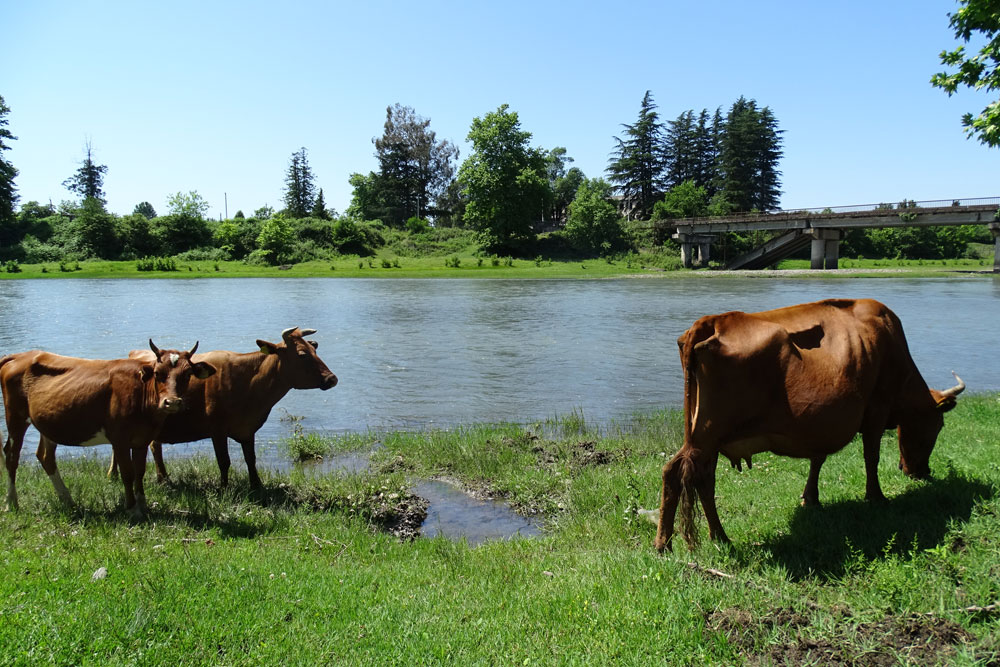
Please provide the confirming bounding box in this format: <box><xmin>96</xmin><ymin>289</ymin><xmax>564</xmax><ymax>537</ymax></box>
<box><xmin>1</xmin><ymin>276</ymin><xmax>998</xmax><ymax>461</ymax></box>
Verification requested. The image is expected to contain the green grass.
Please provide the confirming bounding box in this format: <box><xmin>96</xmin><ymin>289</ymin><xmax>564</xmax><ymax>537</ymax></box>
<box><xmin>1</xmin><ymin>397</ymin><xmax>999</xmax><ymax>664</ymax></box>
<box><xmin>1</xmin><ymin>253</ymin><xmax>994</xmax><ymax>280</ymax></box>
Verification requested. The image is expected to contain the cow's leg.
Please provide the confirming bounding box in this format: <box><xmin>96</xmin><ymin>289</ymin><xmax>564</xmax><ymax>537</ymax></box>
<box><xmin>211</xmin><ymin>435</ymin><xmax>232</xmax><ymax>487</ymax></box>
<box><xmin>150</xmin><ymin>441</ymin><xmax>169</xmax><ymax>483</ymax></box>
<box><xmin>106</xmin><ymin>452</ymin><xmax>119</xmax><ymax>479</ymax></box>
<box><xmin>35</xmin><ymin>435</ymin><xmax>73</xmax><ymax>506</ymax></box>
<box><xmin>237</xmin><ymin>438</ymin><xmax>263</xmax><ymax>491</ymax></box>
<box><xmin>111</xmin><ymin>443</ymin><xmax>138</xmax><ymax>516</ymax></box>
<box><xmin>129</xmin><ymin>445</ymin><xmax>148</xmax><ymax>519</ymax></box>
<box><xmin>3</xmin><ymin>421</ymin><xmax>28</xmax><ymax>511</ymax></box>
<box><xmin>655</xmin><ymin>454</ymin><xmax>684</xmax><ymax>552</ymax></box>
<box><xmin>862</xmin><ymin>429</ymin><xmax>887</xmax><ymax>503</ymax></box>
<box><xmin>801</xmin><ymin>456</ymin><xmax>825</xmax><ymax>506</ymax></box>
<box><xmin>694</xmin><ymin>454</ymin><xmax>730</xmax><ymax>543</ymax></box>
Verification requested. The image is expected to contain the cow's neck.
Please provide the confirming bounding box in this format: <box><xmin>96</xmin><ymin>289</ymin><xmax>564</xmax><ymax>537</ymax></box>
<box><xmin>245</xmin><ymin>352</ymin><xmax>294</xmax><ymax>404</ymax></box>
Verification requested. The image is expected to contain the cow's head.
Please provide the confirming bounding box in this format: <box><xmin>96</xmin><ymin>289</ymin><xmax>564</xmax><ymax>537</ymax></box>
<box><xmin>897</xmin><ymin>372</ymin><xmax>965</xmax><ymax>479</ymax></box>
<box><xmin>146</xmin><ymin>340</ymin><xmax>217</xmax><ymax>414</ymax></box>
<box><xmin>257</xmin><ymin>327</ymin><xmax>338</xmax><ymax>390</ymax></box>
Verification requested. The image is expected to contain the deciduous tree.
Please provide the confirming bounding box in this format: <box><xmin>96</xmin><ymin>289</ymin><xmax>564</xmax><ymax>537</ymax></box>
<box><xmin>931</xmin><ymin>0</ymin><xmax>1000</xmax><ymax>146</ymax></box>
<box><xmin>457</xmin><ymin>104</ymin><xmax>548</xmax><ymax>252</ymax></box>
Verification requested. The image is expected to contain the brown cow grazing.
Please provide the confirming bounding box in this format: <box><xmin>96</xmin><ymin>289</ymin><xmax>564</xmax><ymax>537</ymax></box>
<box><xmin>111</xmin><ymin>327</ymin><xmax>338</xmax><ymax>490</ymax></box>
<box><xmin>1</xmin><ymin>342</ymin><xmax>216</xmax><ymax>518</ymax></box>
<box><xmin>655</xmin><ymin>298</ymin><xmax>965</xmax><ymax>552</ymax></box>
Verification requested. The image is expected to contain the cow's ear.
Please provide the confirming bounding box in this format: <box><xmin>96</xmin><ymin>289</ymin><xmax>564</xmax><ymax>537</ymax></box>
<box><xmin>139</xmin><ymin>364</ymin><xmax>154</xmax><ymax>381</ymax></box>
<box><xmin>193</xmin><ymin>362</ymin><xmax>216</xmax><ymax>379</ymax></box>
<box><xmin>309</xmin><ymin>341</ymin><xmax>318</xmax><ymax>350</ymax></box>
<box><xmin>257</xmin><ymin>339</ymin><xmax>278</xmax><ymax>355</ymax></box>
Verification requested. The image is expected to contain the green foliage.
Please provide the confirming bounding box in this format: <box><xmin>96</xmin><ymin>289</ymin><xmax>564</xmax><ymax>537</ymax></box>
<box><xmin>152</xmin><ymin>213</ymin><xmax>212</xmax><ymax>256</ymax></box>
<box><xmin>283</xmin><ymin>147</ymin><xmax>316</xmax><ymax>218</ymax></box>
<box><xmin>405</xmin><ymin>216</ymin><xmax>430</xmax><ymax>234</ymax></box>
<box><xmin>2</xmin><ymin>258</ymin><xmax>20</xmax><ymax>273</ymax></box>
<box><xmin>841</xmin><ymin>225</ymin><xmax>982</xmax><ymax>260</ymax></box>
<box><xmin>331</xmin><ymin>218</ymin><xmax>384</xmax><ymax>256</ymax></box>
<box><xmin>607</xmin><ymin>91</ymin><xmax>668</xmax><ymax>220</ymax></box>
<box><xmin>132</xmin><ymin>201</ymin><xmax>156</xmax><ymax>219</ymax></box>
<box><xmin>564</xmin><ymin>178</ymin><xmax>624</xmax><ymax>254</ymax></box>
<box><xmin>166</xmin><ymin>191</ymin><xmax>210</xmax><ymax>218</ymax></box>
<box><xmin>75</xmin><ymin>197</ymin><xmax>118</xmax><ymax>259</ymax></box>
<box><xmin>256</xmin><ymin>214</ymin><xmax>296</xmax><ymax>265</ymax></box>
<box><xmin>651</xmin><ymin>180</ymin><xmax>710</xmax><ymax>220</ymax></box>
<box><xmin>215</xmin><ymin>217</ymin><xmax>261</xmax><ymax>260</ymax></box>
<box><xmin>135</xmin><ymin>256</ymin><xmax>177</xmax><ymax>271</ymax></box>
<box><xmin>717</xmin><ymin>97</ymin><xmax>783</xmax><ymax>212</ymax></box>
<box><xmin>931</xmin><ymin>0</ymin><xmax>1000</xmax><ymax>146</ymax></box>
<box><xmin>373</xmin><ymin>104</ymin><xmax>459</xmax><ymax>226</ymax></box>
<box><xmin>458</xmin><ymin>104</ymin><xmax>548</xmax><ymax>252</ymax></box>
<box><xmin>0</xmin><ymin>95</ymin><xmax>18</xmax><ymax>241</ymax></box>
<box><xmin>311</xmin><ymin>188</ymin><xmax>331</xmax><ymax>220</ymax></box>
<box><xmin>62</xmin><ymin>140</ymin><xmax>107</xmax><ymax>204</ymax></box>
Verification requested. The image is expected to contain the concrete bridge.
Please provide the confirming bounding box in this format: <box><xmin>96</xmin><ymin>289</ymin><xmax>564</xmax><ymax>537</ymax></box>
<box><xmin>666</xmin><ymin>197</ymin><xmax>1000</xmax><ymax>271</ymax></box>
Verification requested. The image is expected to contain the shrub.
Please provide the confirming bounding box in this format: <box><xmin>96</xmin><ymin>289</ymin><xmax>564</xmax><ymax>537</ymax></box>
<box><xmin>136</xmin><ymin>256</ymin><xmax>178</xmax><ymax>272</ymax></box>
<box><xmin>3</xmin><ymin>259</ymin><xmax>21</xmax><ymax>273</ymax></box>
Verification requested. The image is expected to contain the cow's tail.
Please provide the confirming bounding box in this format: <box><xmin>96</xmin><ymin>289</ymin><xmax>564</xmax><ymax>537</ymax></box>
<box><xmin>675</xmin><ymin>319</ymin><xmax>715</xmax><ymax>550</ymax></box>
<box><xmin>677</xmin><ymin>451</ymin><xmax>699</xmax><ymax>549</ymax></box>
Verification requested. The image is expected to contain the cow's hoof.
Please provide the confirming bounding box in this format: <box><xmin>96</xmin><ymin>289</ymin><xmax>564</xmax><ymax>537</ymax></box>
<box><xmin>800</xmin><ymin>497</ymin><xmax>821</xmax><ymax>507</ymax></box>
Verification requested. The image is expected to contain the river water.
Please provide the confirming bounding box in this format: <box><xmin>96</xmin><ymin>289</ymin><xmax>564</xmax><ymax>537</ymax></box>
<box><xmin>3</xmin><ymin>275</ymin><xmax>997</xmax><ymax>542</ymax></box>
<box><xmin>2</xmin><ymin>276</ymin><xmax>998</xmax><ymax>445</ymax></box>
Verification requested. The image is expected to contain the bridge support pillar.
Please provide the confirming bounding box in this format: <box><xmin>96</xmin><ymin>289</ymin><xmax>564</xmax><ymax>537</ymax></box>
<box><xmin>674</xmin><ymin>234</ymin><xmax>715</xmax><ymax>268</ymax></box>
<box><xmin>990</xmin><ymin>223</ymin><xmax>1000</xmax><ymax>273</ymax></box>
<box><xmin>810</xmin><ymin>229</ymin><xmax>841</xmax><ymax>270</ymax></box>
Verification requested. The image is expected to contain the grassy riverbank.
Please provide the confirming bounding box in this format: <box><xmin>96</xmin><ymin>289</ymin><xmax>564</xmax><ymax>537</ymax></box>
<box><xmin>1</xmin><ymin>396</ymin><xmax>999</xmax><ymax>664</ymax></box>
<box><xmin>0</xmin><ymin>255</ymin><xmax>994</xmax><ymax>280</ymax></box>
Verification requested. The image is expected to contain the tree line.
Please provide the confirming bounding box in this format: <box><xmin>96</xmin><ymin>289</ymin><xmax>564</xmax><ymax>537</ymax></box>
<box><xmin>0</xmin><ymin>72</ymin><xmax>994</xmax><ymax>268</ymax></box>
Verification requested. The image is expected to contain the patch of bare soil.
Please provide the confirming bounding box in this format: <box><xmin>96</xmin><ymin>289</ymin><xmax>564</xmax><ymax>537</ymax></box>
<box><xmin>707</xmin><ymin>607</ymin><xmax>982</xmax><ymax>666</ymax></box>
<box><xmin>530</xmin><ymin>440</ymin><xmax>620</xmax><ymax>468</ymax></box>
<box><xmin>374</xmin><ymin>492</ymin><xmax>428</xmax><ymax>541</ymax></box>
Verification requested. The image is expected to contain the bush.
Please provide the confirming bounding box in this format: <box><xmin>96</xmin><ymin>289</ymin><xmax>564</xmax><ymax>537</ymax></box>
<box><xmin>175</xmin><ymin>247</ymin><xmax>228</xmax><ymax>262</ymax></box>
<box><xmin>3</xmin><ymin>259</ymin><xmax>21</xmax><ymax>273</ymax></box>
<box><xmin>136</xmin><ymin>256</ymin><xmax>178</xmax><ymax>272</ymax></box>
<box><xmin>331</xmin><ymin>219</ymin><xmax>385</xmax><ymax>256</ymax></box>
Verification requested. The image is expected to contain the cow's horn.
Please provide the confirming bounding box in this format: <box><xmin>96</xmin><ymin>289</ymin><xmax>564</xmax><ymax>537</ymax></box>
<box><xmin>188</xmin><ymin>341</ymin><xmax>199</xmax><ymax>356</ymax></box>
<box><xmin>300</xmin><ymin>328</ymin><xmax>317</xmax><ymax>336</ymax></box>
<box><xmin>940</xmin><ymin>371</ymin><xmax>966</xmax><ymax>399</ymax></box>
<box><xmin>149</xmin><ymin>339</ymin><xmax>161</xmax><ymax>356</ymax></box>
<box><xmin>281</xmin><ymin>327</ymin><xmax>297</xmax><ymax>341</ymax></box>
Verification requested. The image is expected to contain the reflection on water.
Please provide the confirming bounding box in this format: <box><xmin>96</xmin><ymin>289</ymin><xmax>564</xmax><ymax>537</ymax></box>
<box><xmin>414</xmin><ymin>479</ymin><xmax>542</xmax><ymax>545</ymax></box>
<box><xmin>1</xmin><ymin>276</ymin><xmax>998</xmax><ymax>445</ymax></box>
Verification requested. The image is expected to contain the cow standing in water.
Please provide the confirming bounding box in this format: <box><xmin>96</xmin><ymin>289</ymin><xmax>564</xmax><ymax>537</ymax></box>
<box><xmin>111</xmin><ymin>327</ymin><xmax>338</xmax><ymax>490</ymax></box>
<box><xmin>655</xmin><ymin>298</ymin><xmax>965</xmax><ymax>552</ymax></box>
<box><xmin>1</xmin><ymin>342</ymin><xmax>216</xmax><ymax>518</ymax></box>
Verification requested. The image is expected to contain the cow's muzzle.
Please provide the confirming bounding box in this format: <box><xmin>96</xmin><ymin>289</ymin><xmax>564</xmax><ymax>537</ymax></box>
<box><xmin>160</xmin><ymin>397</ymin><xmax>185</xmax><ymax>414</ymax></box>
<box><xmin>321</xmin><ymin>374</ymin><xmax>338</xmax><ymax>390</ymax></box>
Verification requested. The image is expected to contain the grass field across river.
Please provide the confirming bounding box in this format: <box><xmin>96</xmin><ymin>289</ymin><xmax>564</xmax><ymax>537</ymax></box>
<box><xmin>0</xmin><ymin>254</ymin><xmax>995</xmax><ymax>280</ymax></box>
<box><xmin>1</xmin><ymin>396</ymin><xmax>998</xmax><ymax>664</ymax></box>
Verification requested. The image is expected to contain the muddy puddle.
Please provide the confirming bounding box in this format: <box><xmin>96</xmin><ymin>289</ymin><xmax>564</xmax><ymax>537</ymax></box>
<box><xmin>297</xmin><ymin>446</ymin><xmax>541</xmax><ymax>545</ymax></box>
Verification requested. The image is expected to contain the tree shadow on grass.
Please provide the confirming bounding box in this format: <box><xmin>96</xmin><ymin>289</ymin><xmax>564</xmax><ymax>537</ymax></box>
<box><xmin>730</xmin><ymin>468</ymin><xmax>996</xmax><ymax>580</ymax></box>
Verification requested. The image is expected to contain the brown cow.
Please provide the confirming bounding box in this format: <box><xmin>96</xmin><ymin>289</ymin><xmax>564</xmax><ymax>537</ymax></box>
<box><xmin>655</xmin><ymin>298</ymin><xmax>965</xmax><ymax>552</ymax></box>
<box><xmin>1</xmin><ymin>342</ymin><xmax>216</xmax><ymax>518</ymax></box>
<box><xmin>110</xmin><ymin>327</ymin><xmax>337</xmax><ymax>490</ymax></box>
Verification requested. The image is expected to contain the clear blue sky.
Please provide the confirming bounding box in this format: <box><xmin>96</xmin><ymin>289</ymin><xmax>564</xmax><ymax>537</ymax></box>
<box><xmin>3</xmin><ymin>0</ymin><xmax>996</xmax><ymax>220</ymax></box>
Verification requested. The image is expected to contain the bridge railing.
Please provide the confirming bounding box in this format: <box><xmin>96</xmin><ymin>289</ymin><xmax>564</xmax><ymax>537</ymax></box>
<box><xmin>669</xmin><ymin>196</ymin><xmax>1000</xmax><ymax>226</ymax></box>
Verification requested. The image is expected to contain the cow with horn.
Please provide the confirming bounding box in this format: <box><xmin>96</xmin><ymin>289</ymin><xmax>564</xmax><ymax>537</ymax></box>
<box><xmin>2</xmin><ymin>341</ymin><xmax>216</xmax><ymax>518</ymax></box>
<box><xmin>111</xmin><ymin>327</ymin><xmax>338</xmax><ymax>490</ymax></box>
<box><xmin>655</xmin><ymin>298</ymin><xmax>965</xmax><ymax>552</ymax></box>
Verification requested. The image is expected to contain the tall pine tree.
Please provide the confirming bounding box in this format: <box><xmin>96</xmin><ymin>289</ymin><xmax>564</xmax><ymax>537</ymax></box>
<box><xmin>63</xmin><ymin>140</ymin><xmax>108</xmax><ymax>204</ymax></box>
<box><xmin>607</xmin><ymin>91</ymin><xmax>668</xmax><ymax>220</ymax></box>
<box><xmin>0</xmin><ymin>95</ymin><xmax>18</xmax><ymax>247</ymax></box>
<box><xmin>716</xmin><ymin>97</ymin><xmax>783</xmax><ymax>212</ymax></box>
<box><xmin>283</xmin><ymin>147</ymin><xmax>316</xmax><ymax>218</ymax></box>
